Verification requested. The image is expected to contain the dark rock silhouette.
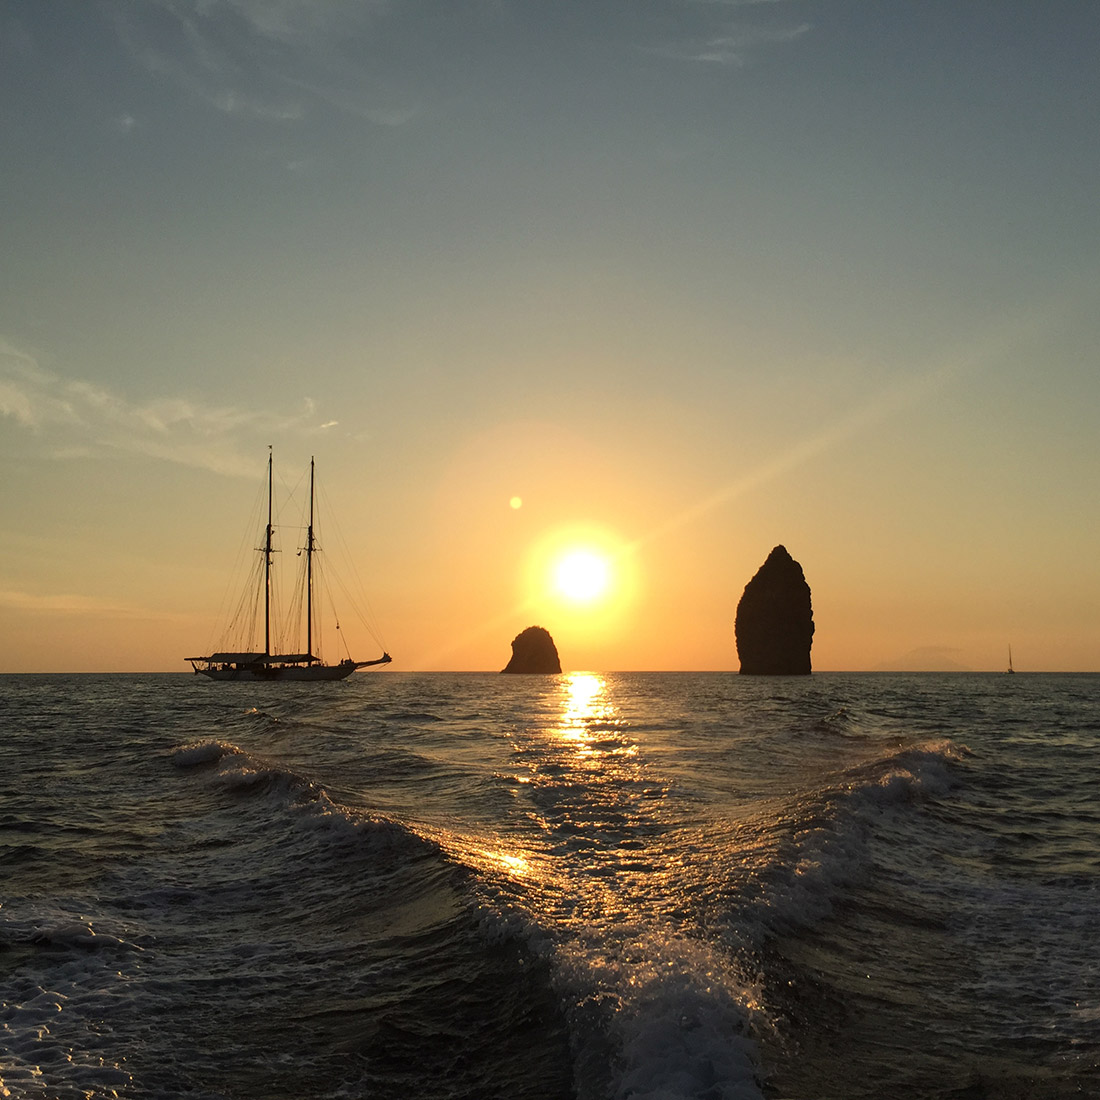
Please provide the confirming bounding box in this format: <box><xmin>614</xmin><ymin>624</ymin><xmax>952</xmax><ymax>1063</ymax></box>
<box><xmin>735</xmin><ymin>545</ymin><xmax>814</xmax><ymax>674</ymax></box>
<box><xmin>501</xmin><ymin>626</ymin><xmax>562</xmax><ymax>674</ymax></box>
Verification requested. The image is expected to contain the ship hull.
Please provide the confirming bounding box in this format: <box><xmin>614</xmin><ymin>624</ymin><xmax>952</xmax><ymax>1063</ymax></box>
<box><xmin>194</xmin><ymin>662</ymin><xmax>358</xmax><ymax>682</ymax></box>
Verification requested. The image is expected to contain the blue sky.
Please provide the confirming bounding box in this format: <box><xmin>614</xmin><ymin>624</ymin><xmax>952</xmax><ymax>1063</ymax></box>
<box><xmin>2</xmin><ymin>0</ymin><xmax>1098</xmax><ymax>671</ymax></box>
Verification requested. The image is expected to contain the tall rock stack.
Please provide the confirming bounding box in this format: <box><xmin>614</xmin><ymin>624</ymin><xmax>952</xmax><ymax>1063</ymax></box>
<box><xmin>735</xmin><ymin>546</ymin><xmax>814</xmax><ymax>674</ymax></box>
<box><xmin>501</xmin><ymin>626</ymin><xmax>562</xmax><ymax>674</ymax></box>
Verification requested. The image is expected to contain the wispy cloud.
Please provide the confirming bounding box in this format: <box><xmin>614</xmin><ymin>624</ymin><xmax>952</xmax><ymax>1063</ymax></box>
<box><xmin>108</xmin><ymin>0</ymin><xmax>414</xmax><ymax>126</ymax></box>
<box><xmin>652</xmin><ymin>22</ymin><xmax>811</xmax><ymax>65</ymax></box>
<box><xmin>0</xmin><ymin>340</ymin><xmax>332</xmax><ymax>477</ymax></box>
<box><xmin>650</xmin><ymin>0</ymin><xmax>811</xmax><ymax>66</ymax></box>
<box><xmin>280</xmin><ymin>73</ymin><xmax>418</xmax><ymax>127</ymax></box>
<box><xmin>110</xmin><ymin>4</ymin><xmax>307</xmax><ymax>122</ymax></box>
<box><xmin>0</xmin><ymin>588</ymin><xmax>148</xmax><ymax>617</ymax></box>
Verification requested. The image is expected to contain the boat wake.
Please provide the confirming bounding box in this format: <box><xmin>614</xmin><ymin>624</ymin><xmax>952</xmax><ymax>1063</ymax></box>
<box><xmin>6</xmin><ymin>671</ymin><xmax>1096</xmax><ymax>1099</ymax></box>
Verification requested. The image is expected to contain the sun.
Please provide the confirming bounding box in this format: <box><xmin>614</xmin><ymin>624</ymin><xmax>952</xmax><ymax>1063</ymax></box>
<box><xmin>554</xmin><ymin>549</ymin><xmax>610</xmax><ymax>603</ymax></box>
<box><xmin>526</xmin><ymin>525</ymin><xmax>635</xmax><ymax>628</ymax></box>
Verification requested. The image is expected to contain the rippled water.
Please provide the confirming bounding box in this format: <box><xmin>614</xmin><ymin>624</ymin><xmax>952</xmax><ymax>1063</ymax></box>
<box><xmin>2</xmin><ymin>671</ymin><xmax>1098</xmax><ymax>1098</ymax></box>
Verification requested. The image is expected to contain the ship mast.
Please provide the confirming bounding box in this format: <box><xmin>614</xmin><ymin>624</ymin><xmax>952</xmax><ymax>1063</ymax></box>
<box><xmin>264</xmin><ymin>446</ymin><xmax>273</xmax><ymax>658</ymax></box>
<box><xmin>307</xmin><ymin>456</ymin><xmax>316</xmax><ymax>662</ymax></box>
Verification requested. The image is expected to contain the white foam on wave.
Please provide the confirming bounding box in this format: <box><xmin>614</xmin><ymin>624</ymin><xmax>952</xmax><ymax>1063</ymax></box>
<box><xmin>172</xmin><ymin>738</ymin><xmax>318</xmax><ymax>797</ymax></box>
<box><xmin>471</xmin><ymin>889</ymin><xmax>768</xmax><ymax>1100</ymax></box>
<box><xmin>554</xmin><ymin>931</ymin><xmax>767</xmax><ymax>1100</ymax></box>
<box><xmin>296</xmin><ymin>787</ymin><xmax>442</xmax><ymax>859</ymax></box>
<box><xmin>723</xmin><ymin>737</ymin><xmax>971</xmax><ymax>939</ymax></box>
<box><xmin>852</xmin><ymin>738</ymin><xmax>968</xmax><ymax>803</ymax></box>
<box><xmin>172</xmin><ymin>738</ymin><xmax>439</xmax><ymax>861</ymax></box>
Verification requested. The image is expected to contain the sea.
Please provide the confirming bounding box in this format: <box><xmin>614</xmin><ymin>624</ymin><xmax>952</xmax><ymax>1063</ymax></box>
<box><xmin>2</xmin><ymin>671</ymin><xmax>1098</xmax><ymax>1100</ymax></box>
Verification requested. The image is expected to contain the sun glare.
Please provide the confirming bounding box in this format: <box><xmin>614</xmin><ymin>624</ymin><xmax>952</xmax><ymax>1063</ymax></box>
<box><xmin>554</xmin><ymin>550</ymin><xmax>610</xmax><ymax>603</ymax></box>
<box><xmin>526</xmin><ymin>525</ymin><xmax>635</xmax><ymax>634</ymax></box>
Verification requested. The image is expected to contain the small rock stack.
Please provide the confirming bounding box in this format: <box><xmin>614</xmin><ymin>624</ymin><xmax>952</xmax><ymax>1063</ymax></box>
<box><xmin>501</xmin><ymin>626</ymin><xmax>562</xmax><ymax>674</ymax></box>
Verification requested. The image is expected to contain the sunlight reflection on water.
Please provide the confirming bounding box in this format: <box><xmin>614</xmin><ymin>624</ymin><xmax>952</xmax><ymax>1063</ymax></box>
<box><xmin>422</xmin><ymin>674</ymin><xmax>685</xmax><ymax>925</ymax></box>
<box><xmin>557</xmin><ymin>672</ymin><xmax>612</xmax><ymax>743</ymax></box>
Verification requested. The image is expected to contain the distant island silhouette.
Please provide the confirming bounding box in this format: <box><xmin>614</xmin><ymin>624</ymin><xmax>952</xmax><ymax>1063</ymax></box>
<box><xmin>501</xmin><ymin>626</ymin><xmax>562</xmax><ymax>674</ymax></box>
<box><xmin>735</xmin><ymin>545</ymin><xmax>814</xmax><ymax>675</ymax></box>
<box><xmin>873</xmin><ymin>647</ymin><xmax>972</xmax><ymax>672</ymax></box>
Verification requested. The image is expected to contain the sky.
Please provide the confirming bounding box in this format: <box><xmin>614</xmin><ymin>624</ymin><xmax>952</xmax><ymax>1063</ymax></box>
<box><xmin>1</xmin><ymin>0</ymin><xmax>1098</xmax><ymax>673</ymax></box>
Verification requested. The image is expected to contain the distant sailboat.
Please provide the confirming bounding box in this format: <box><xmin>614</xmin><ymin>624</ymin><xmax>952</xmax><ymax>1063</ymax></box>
<box><xmin>1006</xmin><ymin>646</ymin><xmax>1015</xmax><ymax>674</ymax></box>
<box><xmin>188</xmin><ymin>451</ymin><xmax>391</xmax><ymax>681</ymax></box>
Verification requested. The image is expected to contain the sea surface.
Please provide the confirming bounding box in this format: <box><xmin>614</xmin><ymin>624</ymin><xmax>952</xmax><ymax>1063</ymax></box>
<box><xmin>2</xmin><ymin>671</ymin><xmax>1098</xmax><ymax>1100</ymax></box>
